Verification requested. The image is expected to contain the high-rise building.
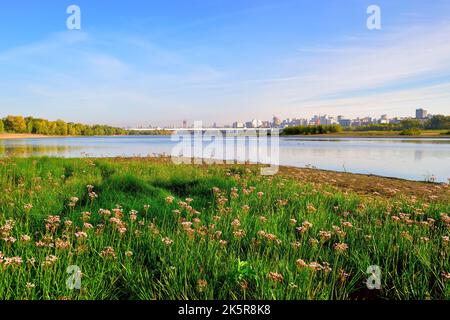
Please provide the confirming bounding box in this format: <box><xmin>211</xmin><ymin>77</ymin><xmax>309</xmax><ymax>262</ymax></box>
<box><xmin>272</xmin><ymin>116</ymin><xmax>281</xmax><ymax>127</ymax></box>
<box><xmin>416</xmin><ymin>108</ymin><xmax>428</xmax><ymax>119</ymax></box>
<box><xmin>251</xmin><ymin>119</ymin><xmax>263</xmax><ymax>128</ymax></box>
<box><xmin>232</xmin><ymin>121</ymin><xmax>245</xmax><ymax>128</ymax></box>
<box><xmin>379</xmin><ymin>114</ymin><xmax>388</xmax><ymax>124</ymax></box>
<box><xmin>338</xmin><ymin>119</ymin><xmax>352</xmax><ymax>127</ymax></box>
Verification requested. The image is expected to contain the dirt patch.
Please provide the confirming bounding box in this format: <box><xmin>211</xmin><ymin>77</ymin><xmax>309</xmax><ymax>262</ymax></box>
<box><xmin>278</xmin><ymin>166</ymin><xmax>450</xmax><ymax>202</ymax></box>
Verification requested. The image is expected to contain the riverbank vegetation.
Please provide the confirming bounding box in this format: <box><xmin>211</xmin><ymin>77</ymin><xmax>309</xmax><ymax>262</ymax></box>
<box><xmin>282</xmin><ymin>115</ymin><xmax>450</xmax><ymax>136</ymax></box>
<box><xmin>399</xmin><ymin>128</ymin><xmax>422</xmax><ymax>136</ymax></box>
<box><xmin>0</xmin><ymin>115</ymin><xmax>126</xmax><ymax>136</ymax></box>
<box><xmin>282</xmin><ymin>124</ymin><xmax>342</xmax><ymax>135</ymax></box>
<box><xmin>0</xmin><ymin>157</ymin><xmax>448</xmax><ymax>300</ymax></box>
<box><xmin>128</xmin><ymin>129</ymin><xmax>174</xmax><ymax>136</ymax></box>
<box><xmin>347</xmin><ymin>115</ymin><xmax>450</xmax><ymax>132</ymax></box>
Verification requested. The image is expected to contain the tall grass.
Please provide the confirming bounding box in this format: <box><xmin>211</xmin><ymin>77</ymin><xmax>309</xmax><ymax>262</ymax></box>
<box><xmin>0</xmin><ymin>157</ymin><xmax>448</xmax><ymax>300</ymax></box>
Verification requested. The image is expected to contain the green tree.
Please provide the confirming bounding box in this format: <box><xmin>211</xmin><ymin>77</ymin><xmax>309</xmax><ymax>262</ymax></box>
<box><xmin>67</xmin><ymin>123</ymin><xmax>77</xmax><ymax>135</ymax></box>
<box><xmin>425</xmin><ymin>115</ymin><xmax>450</xmax><ymax>130</ymax></box>
<box><xmin>47</xmin><ymin>122</ymin><xmax>57</xmax><ymax>135</ymax></box>
<box><xmin>4</xmin><ymin>115</ymin><xmax>27</xmax><ymax>133</ymax></box>
<box><xmin>55</xmin><ymin>120</ymin><xmax>68</xmax><ymax>135</ymax></box>
<box><xmin>1</xmin><ymin>115</ymin><xmax>127</xmax><ymax>136</ymax></box>
<box><xmin>282</xmin><ymin>124</ymin><xmax>342</xmax><ymax>135</ymax></box>
<box><xmin>399</xmin><ymin>119</ymin><xmax>422</xmax><ymax>130</ymax></box>
<box><xmin>25</xmin><ymin>117</ymin><xmax>34</xmax><ymax>133</ymax></box>
<box><xmin>34</xmin><ymin>120</ymin><xmax>49</xmax><ymax>135</ymax></box>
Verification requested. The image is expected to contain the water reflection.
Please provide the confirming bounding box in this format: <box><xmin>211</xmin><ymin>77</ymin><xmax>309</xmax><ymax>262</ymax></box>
<box><xmin>0</xmin><ymin>141</ymin><xmax>84</xmax><ymax>157</ymax></box>
<box><xmin>414</xmin><ymin>150</ymin><xmax>423</xmax><ymax>161</ymax></box>
<box><xmin>0</xmin><ymin>136</ymin><xmax>449</xmax><ymax>182</ymax></box>
<box><xmin>283</xmin><ymin>137</ymin><xmax>450</xmax><ymax>144</ymax></box>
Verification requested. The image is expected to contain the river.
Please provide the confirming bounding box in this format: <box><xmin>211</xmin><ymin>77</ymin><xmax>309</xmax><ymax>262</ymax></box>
<box><xmin>0</xmin><ymin>135</ymin><xmax>449</xmax><ymax>182</ymax></box>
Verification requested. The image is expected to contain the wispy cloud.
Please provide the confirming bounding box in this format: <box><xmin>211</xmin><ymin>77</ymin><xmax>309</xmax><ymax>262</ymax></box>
<box><xmin>245</xmin><ymin>22</ymin><xmax>450</xmax><ymax>118</ymax></box>
<box><xmin>0</xmin><ymin>14</ymin><xmax>449</xmax><ymax>125</ymax></box>
<box><xmin>0</xmin><ymin>30</ymin><xmax>226</xmax><ymax>126</ymax></box>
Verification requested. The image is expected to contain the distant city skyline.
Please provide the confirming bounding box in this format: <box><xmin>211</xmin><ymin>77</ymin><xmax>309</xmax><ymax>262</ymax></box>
<box><xmin>135</xmin><ymin>108</ymin><xmax>443</xmax><ymax>129</ymax></box>
<box><xmin>1</xmin><ymin>1</ymin><xmax>450</xmax><ymax>126</ymax></box>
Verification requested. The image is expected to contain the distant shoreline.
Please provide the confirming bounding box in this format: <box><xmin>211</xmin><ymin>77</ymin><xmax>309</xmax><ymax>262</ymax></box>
<box><xmin>283</xmin><ymin>133</ymin><xmax>450</xmax><ymax>139</ymax></box>
<box><xmin>1</xmin><ymin>132</ymin><xmax>449</xmax><ymax>140</ymax></box>
<box><xmin>0</xmin><ymin>133</ymin><xmax>66</xmax><ymax>140</ymax></box>
<box><xmin>282</xmin><ymin>130</ymin><xmax>450</xmax><ymax>138</ymax></box>
<box><xmin>0</xmin><ymin>133</ymin><xmax>126</xmax><ymax>140</ymax></box>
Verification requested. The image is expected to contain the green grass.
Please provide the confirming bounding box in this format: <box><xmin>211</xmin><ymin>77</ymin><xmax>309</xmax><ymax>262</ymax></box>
<box><xmin>399</xmin><ymin>128</ymin><xmax>422</xmax><ymax>136</ymax></box>
<box><xmin>0</xmin><ymin>157</ymin><xmax>449</xmax><ymax>300</ymax></box>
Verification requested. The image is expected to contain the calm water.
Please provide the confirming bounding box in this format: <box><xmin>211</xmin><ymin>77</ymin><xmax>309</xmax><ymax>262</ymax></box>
<box><xmin>1</xmin><ymin>136</ymin><xmax>449</xmax><ymax>182</ymax></box>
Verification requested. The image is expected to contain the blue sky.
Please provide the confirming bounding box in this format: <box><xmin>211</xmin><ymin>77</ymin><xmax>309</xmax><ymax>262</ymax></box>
<box><xmin>0</xmin><ymin>0</ymin><xmax>450</xmax><ymax>126</ymax></box>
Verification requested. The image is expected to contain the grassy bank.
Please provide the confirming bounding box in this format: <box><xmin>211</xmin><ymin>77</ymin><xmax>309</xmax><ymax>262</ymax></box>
<box><xmin>0</xmin><ymin>157</ymin><xmax>449</xmax><ymax>300</ymax></box>
<box><xmin>283</xmin><ymin>130</ymin><xmax>449</xmax><ymax>137</ymax></box>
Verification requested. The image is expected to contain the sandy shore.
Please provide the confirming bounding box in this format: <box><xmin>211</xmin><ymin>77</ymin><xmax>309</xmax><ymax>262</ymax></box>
<box><xmin>277</xmin><ymin>165</ymin><xmax>449</xmax><ymax>202</ymax></box>
<box><xmin>0</xmin><ymin>134</ymin><xmax>68</xmax><ymax>140</ymax></box>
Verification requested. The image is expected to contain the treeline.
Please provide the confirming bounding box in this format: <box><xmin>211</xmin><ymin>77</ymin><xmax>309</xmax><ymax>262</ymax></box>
<box><xmin>282</xmin><ymin>124</ymin><xmax>342</xmax><ymax>135</ymax></box>
<box><xmin>349</xmin><ymin>115</ymin><xmax>450</xmax><ymax>131</ymax></box>
<box><xmin>0</xmin><ymin>115</ymin><xmax>127</xmax><ymax>136</ymax></box>
<box><xmin>128</xmin><ymin>130</ymin><xmax>174</xmax><ymax>136</ymax></box>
